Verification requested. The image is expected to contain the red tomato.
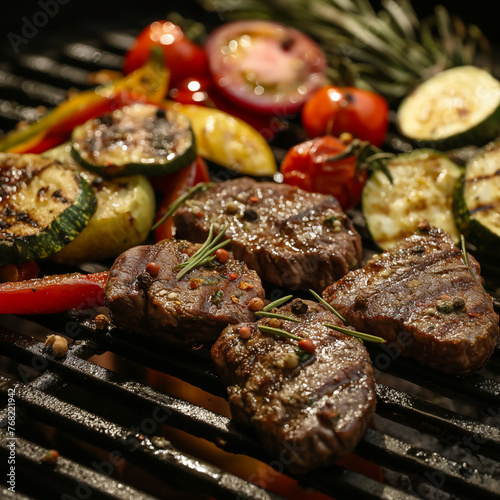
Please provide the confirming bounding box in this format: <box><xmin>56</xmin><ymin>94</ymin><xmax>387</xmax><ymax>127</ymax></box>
<box><xmin>169</xmin><ymin>76</ymin><xmax>214</xmax><ymax>106</ymax></box>
<box><xmin>123</xmin><ymin>21</ymin><xmax>210</xmax><ymax>85</ymax></box>
<box><xmin>302</xmin><ymin>86</ymin><xmax>389</xmax><ymax>147</ymax></box>
<box><xmin>280</xmin><ymin>136</ymin><xmax>366</xmax><ymax>210</ymax></box>
<box><xmin>205</xmin><ymin>20</ymin><xmax>327</xmax><ymax>115</ymax></box>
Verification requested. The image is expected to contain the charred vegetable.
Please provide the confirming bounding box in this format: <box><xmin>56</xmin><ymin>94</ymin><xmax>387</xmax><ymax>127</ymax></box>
<box><xmin>397</xmin><ymin>66</ymin><xmax>500</xmax><ymax>149</ymax></box>
<box><xmin>71</xmin><ymin>103</ymin><xmax>196</xmax><ymax>177</ymax></box>
<box><xmin>454</xmin><ymin>140</ymin><xmax>500</xmax><ymax>255</ymax></box>
<box><xmin>0</xmin><ymin>153</ymin><xmax>96</xmax><ymax>265</ymax></box>
<box><xmin>362</xmin><ymin>149</ymin><xmax>463</xmax><ymax>249</ymax></box>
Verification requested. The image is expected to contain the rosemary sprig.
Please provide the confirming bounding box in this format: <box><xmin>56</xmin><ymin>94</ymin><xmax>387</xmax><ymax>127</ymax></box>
<box><xmin>460</xmin><ymin>234</ymin><xmax>485</xmax><ymax>292</ymax></box>
<box><xmin>324</xmin><ymin>323</ymin><xmax>386</xmax><ymax>343</ymax></box>
<box><xmin>198</xmin><ymin>0</ymin><xmax>490</xmax><ymax>101</ymax></box>
<box><xmin>309</xmin><ymin>289</ymin><xmax>346</xmax><ymax>322</ymax></box>
<box><xmin>151</xmin><ymin>182</ymin><xmax>214</xmax><ymax>231</ymax></box>
<box><xmin>175</xmin><ymin>223</ymin><xmax>230</xmax><ymax>280</ymax></box>
<box><xmin>255</xmin><ymin>311</ymin><xmax>301</xmax><ymax>322</ymax></box>
<box><xmin>257</xmin><ymin>325</ymin><xmax>302</xmax><ymax>341</ymax></box>
<box><xmin>262</xmin><ymin>295</ymin><xmax>293</xmax><ymax>312</ymax></box>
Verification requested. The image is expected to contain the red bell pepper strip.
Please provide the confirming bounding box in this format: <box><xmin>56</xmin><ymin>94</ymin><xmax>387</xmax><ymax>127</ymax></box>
<box><xmin>0</xmin><ymin>271</ymin><xmax>109</xmax><ymax>315</ymax></box>
<box><xmin>154</xmin><ymin>157</ymin><xmax>210</xmax><ymax>241</ymax></box>
<box><xmin>0</xmin><ymin>46</ymin><xmax>169</xmax><ymax>154</ymax></box>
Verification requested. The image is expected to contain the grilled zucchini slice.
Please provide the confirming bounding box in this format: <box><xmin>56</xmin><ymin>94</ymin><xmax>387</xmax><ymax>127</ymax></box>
<box><xmin>71</xmin><ymin>103</ymin><xmax>196</xmax><ymax>177</ymax></box>
<box><xmin>454</xmin><ymin>140</ymin><xmax>500</xmax><ymax>254</ymax></box>
<box><xmin>44</xmin><ymin>143</ymin><xmax>156</xmax><ymax>264</ymax></box>
<box><xmin>362</xmin><ymin>149</ymin><xmax>463</xmax><ymax>249</ymax></box>
<box><xmin>0</xmin><ymin>153</ymin><xmax>96</xmax><ymax>265</ymax></box>
<box><xmin>397</xmin><ymin>66</ymin><xmax>500</xmax><ymax>150</ymax></box>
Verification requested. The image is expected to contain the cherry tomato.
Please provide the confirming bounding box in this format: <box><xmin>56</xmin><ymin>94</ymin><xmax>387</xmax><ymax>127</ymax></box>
<box><xmin>205</xmin><ymin>20</ymin><xmax>327</xmax><ymax>115</ymax></box>
<box><xmin>123</xmin><ymin>20</ymin><xmax>210</xmax><ymax>85</ymax></box>
<box><xmin>302</xmin><ymin>86</ymin><xmax>389</xmax><ymax>147</ymax></box>
<box><xmin>280</xmin><ymin>136</ymin><xmax>367</xmax><ymax>210</ymax></box>
<box><xmin>169</xmin><ymin>76</ymin><xmax>216</xmax><ymax>107</ymax></box>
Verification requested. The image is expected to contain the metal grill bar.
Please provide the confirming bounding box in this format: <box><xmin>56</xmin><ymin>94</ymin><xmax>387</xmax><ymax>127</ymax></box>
<box><xmin>0</xmin><ymin>431</ymin><xmax>158</xmax><ymax>500</ymax></box>
<box><xmin>0</xmin><ymin>377</ymin><xmax>285</xmax><ymax>500</ymax></box>
<box><xmin>3</xmin><ymin>325</ymin><xmax>500</xmax><ymax>499</ymax></box>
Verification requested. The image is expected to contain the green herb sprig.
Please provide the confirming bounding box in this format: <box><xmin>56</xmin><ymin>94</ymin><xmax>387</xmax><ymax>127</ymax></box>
<box><xmin>152</xmin><ymin>182</ymin><xmax>214</xmax><ymax>231</ymax></box>
<box><xmin>324</xmin><ymin>323</ymin><xmax>386</xmax><ymax>343</ymax></box>
<box><xmin>309</xmin><ymin>289</ymin><xmax>385</xmax><ymax>343</ymax></box>
<box><xmin>460</xmin><ymin>234</ymin><xmax>486</xmax><ymax>292</ymax></box>
<box><xmin>262</xmin><ymin>295</ymin><xmax>294</xmax><ymax>311</ymax></box>
<box><xmin>257</xmin><ymin>325</ymin><xmax>302</xmax><ymax>341</ymax></box>
<box><xmin>175</xmin><ymin>223</ymin><xmax>230</xmax><ymax>280</ymax></box>
<box><xmin>309</xmin><ymin>289</ymin><xmax>346</xmax><ymax>322</ymax></box>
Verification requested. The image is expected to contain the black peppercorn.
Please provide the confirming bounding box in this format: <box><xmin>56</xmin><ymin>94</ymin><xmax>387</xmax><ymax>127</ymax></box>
<box><xmin>243</xmin><ymin>208</ymin><xmax>259</xmax><ymax>222</ymax></box>
<box><xmin>291</xmin><ymin>299</ymin><xmax>308</xmax><ymax>314</ymax></box>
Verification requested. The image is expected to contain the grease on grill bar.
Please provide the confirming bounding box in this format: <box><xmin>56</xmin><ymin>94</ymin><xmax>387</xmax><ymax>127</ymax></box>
<box><xmin>1</xmin><ymin>29</ymin><xmax>500</xmax><ymax>500</ymax></box>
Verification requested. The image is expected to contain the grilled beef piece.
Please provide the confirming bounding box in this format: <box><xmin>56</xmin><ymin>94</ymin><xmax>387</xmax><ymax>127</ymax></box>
<box><xmin>211</xmin><ymin>299</ymin><xmax>376</xmax><ymax>473</ymax></box>
<box><xmin>323</xmin><ymin>223</ymin><xmax>499</xmax><ymax>374</ymax></box>
<box><xmin>105</xmin><ymin>239</ymin><xmax>265</xmax><ymax>346</ymax></box>
<box><xmin>174</xmin><ymin>177</ymin><xmax>362</xmax><ymax>292</ymax></box>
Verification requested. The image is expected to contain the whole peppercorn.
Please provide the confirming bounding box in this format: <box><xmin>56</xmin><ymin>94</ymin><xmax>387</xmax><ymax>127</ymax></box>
<box><xmin>268</xmin><ymin>318</ymin><xmax>281</xmax><ymax>328</ymax></box>
<box><xmin>146</xmin><ymin>261</ymin><xmax>160</xmax><ymax>276</ymax></box>
<box><xmin>239</xmin><ymin>326</ymin><xmax>252</xmax><ymax>339</ymax></box>
<box><xmin>41</xmin><ymin>449</ymin><xmax>59</xmax><ymax>464</ymax></box>
<box><xmin>298</xmin><ymin>338</ymin><xmax>316</xmax><ymax>354</ymax></box>
<box><xmin>215</xmin><ymin>248</ymin><xmax>229</xmax><ymax>263</ymax></box>
<box><xmin>44</xmin><ymin>335</ymin><xmax>68</xmax><ymax>358</ymax></box>
<box><xmin>249</xmin><ymin>297</ymin><xmax>264</xmax><ymax>311</ymax></box>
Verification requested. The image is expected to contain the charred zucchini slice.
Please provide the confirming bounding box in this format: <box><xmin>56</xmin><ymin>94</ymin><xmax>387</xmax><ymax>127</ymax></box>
<box><xmin>454</xmin><ymin>140</ymin><xmax>500</xmax><ymax>254</ymax></box>
<box><xmin>0</xmin><ymin>153</ymin><xmax>96</xmax><ymax>265</ymax></box>
<box><xmin>362</xmin><ymin>149</ymin><xmax>463</xmax><ymax>249</ymax></box>
<box><xmin>43</xmin><ymin>143</ymin><xmax>155</xmax><ymax>264</ymax></box>
<box><xmin>71</xmin><ymin>103</ymin><xmax>196</xmax><ymax>177</ymax></box>
<box><xmin>397</xmin><ymin>66</ymin><xmax>500</xmax><ymax>150</ymax></box>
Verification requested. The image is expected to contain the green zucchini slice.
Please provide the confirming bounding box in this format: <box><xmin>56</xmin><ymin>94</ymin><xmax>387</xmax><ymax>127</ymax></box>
<box><xmin>71</xmin><ymin>103</ymin><xmax>196</xmax><ymax>177</ymax></box>
<box><xmin>0</xmin><ymin>152</ymin><xmax>96</xmax><ymax>265</ymax></box>
<box><xmin>397</xmin><ymin>66</ymin><xmax>500</xmax><ymax>150</ymax></box>
<box><xmin>455</xmin><ymin>140</ymin><xmax>500</xmax><ymax>254</ymax></box>
<box><xmin>43</xmin><ymin>143</ymin><xmax>156</xmax><ymax>264</ymax></box>
<box><xmin>362</xmin><ymin>149</ymin><xmax>463</xmax><ymax>249</ymax></box>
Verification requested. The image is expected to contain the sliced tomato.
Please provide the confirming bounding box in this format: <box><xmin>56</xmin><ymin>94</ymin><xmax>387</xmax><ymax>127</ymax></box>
<box><xmin>154</xmin><ymin>157</ymin><xmax>210</xmax><ymax>241</ymax></box>
<box><xmin>205</xmin><ymin>20</ymin><xmax>326</xmax><ymax>115</ymax></box>
<box><xmin>302</xmin><ymin>86</ymin><xmax>390</xmax><ymax>147</ymax></box>
<box><xmin>280</xmin><ymin>136</ymin><xmax>367</xmax><ymax>210</ymax></box>
<box><xmin>123</xmin><ymin>20</ymin><xmax>210</xmax><ymax>86</ymax></box>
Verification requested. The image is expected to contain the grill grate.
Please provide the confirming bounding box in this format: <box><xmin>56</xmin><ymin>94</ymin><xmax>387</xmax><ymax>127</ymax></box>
<box><xmin>1</xmin><ymin>23</ymin><xmax>500</xmax><ymax>500</ymax></box>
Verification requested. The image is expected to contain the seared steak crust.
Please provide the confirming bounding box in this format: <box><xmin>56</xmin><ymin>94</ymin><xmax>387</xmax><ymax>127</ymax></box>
<box><xmin>211</xmin><ymin>300</ymin><xmax>376</xmax><ymax>473</ymax></box>
<box><xmin>323</xmin><ymin>224</ymin><xmax>499</xmax><ymax>374</ymax></box>
<box><xmin>174</xmin><ymin>177</ymin><xmax>362</xmax><ymax>291</ymax></box>
<box><xmin>105</xmin><ymin>239</ymin><xmax>265</xmax><ymax>346</ymax></box>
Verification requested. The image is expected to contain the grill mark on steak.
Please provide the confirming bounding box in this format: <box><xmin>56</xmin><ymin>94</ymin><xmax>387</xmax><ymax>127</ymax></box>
<box><xmin>211</xmin><ymin>300</ymin><xmax>376</xmax><ymax>473</ymax></box>
<box><xmin>174</xmin><ymin>177</ymin><xmax>362</xmax><ymax>292</ymax></box>
<box><xmin>323</xmin><ymin>223</ymin><xmax>499</xmax><ymax>374</ymax></box>
<box><xmin>105</xmin><ymin>239</ymin><xmax>265</xmax><ymax>346</ymax></box>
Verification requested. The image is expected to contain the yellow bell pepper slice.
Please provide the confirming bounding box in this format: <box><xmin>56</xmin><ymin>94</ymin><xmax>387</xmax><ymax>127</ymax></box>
<box><xmin>163</xmin><ymin>101</ymin><xmax>277</xmax><ymax>177</ymax></box>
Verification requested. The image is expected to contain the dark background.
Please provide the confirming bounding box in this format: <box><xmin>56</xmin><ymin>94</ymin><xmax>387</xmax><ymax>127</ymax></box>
<box><xmin>0</xmin><ymin>0</ymin><xmax>496</xmax><ymax>58</ymax></box>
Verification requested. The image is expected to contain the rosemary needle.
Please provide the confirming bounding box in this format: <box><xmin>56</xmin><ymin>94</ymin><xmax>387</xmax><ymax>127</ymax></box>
<box><xmin>257</xmin><ymin>325</ymin><xmax>302</xmax><ymax>341</ymax></box>
<box><xmin>309</xmin><ymin>289</ymin><xmax>346</xmax><ymax>322</ymax></box>
<box><xmin>152</xmin><ymin>182</ymin><xmax>214</xmax><ymax>231</ymax></box>
<box><xmin>324</xmin><ymin>324</ymin><xmax>386</xmax><ymax>343</ymax></box>
<box><xmin>262</xmin><ymin>295</ymin><xmax>293</xmax><ymax>312</ymax></box>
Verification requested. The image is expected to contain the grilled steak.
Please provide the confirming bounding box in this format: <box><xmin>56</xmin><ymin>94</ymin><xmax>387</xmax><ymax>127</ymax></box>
<box><xmin>105</xmin><ymin>239</ymin><xmax>265</xmax><ymax>346</ymax></box>
<box><xmin>174</xmin><ymin>177</ymin><xmax>362</xmax><ymax>292</ymax></box>
<box><xmin>323</xmin><ymin>223</ymin><xmax>499</xmax><ymax>374</ymax></box>
<box><xmin>211</xmin><ymin>299</ymin><xmax>376</xmax><ymax>473</ymax></box>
